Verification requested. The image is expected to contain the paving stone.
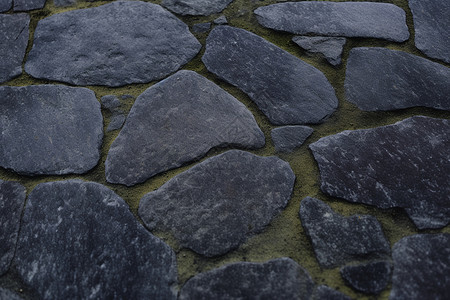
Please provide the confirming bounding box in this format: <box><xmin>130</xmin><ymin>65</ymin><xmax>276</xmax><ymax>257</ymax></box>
<box><xmin>106</xmin><ymin>113</ymin><xmax>126</xmax><ymax>132</ymax></box>
<box><xmin>390</xmin><ymin>234</ymin><xmax>450</xmax><ymax>300</ymax></box>
<box><xmin>162</xmin><ymin>0</ymin><xmax>233</xmax><ymax>16</ymax></box>
<box><xmin>345</xmin><ymin>47</ymin><xmax>450</xmax><ymax>111</ymax></box>
<box><xmin>0</xmin><ymin>288</ymin><xmax>23</xmax><ymax>300</ymax></box>
<box><xmin>313</xmin><ymin>285</ymin><xmax>351</xmax><ymax>300</ymax></box>
<box><xmin>309</xmin><ymin>116</ymin><xmax>450</xmax><ymax>229</ymax></box>
<box><xmin>0</xmin><ymin>85</ymin><xmax>103</xmax><ymax>175</ymax></box>
<box><xmin>25</xmin><ymin>1</ymin><xmax>201</xmax><ymax>86</ymax></box>
<box><xmin>202</xmin><ymin>26</ymin><xmax>338</xmax><ymax>125</ymax></box>
<box><xmin>409</xmin><ymin>0</ymin><xmax>450</xmax><ymax>63</ymax></box>
<box><xmin>271</xmin><ymin>125</ymin><xmax>313</xmax><ymax>153</ymax></box>
<box><xmin>0</xmin><ymin>0</ymin><xmax>12</xmax><ymax>12</ymax></box>
<box><xmin>139</xmin><ymin>150</ymin><xmax>295</xmax><ymax>256</ymax></box>
<box><xmin>105</xmin><ymin>70</ymin><xmax>265</xmax><ymax>186</ymax></box>
<box><xmin>15</xmin><ymin>180</ymin><xmax>178</xmax><ymax>300</ymax></box>
<box><xmin>192</xmin><ymin>22</ymin><xmax>211</xmax><ymax>33</ymax></box>
<box><xmin>14</xmin><ymin>0</ymin><xmax>46</xmax><ymax>11</ymax></box>
<box><xmin>179</xmin><ymin>258</ymin><xmax>314</xmax><ymax>300</ymax></box>
<box><xmin>299</xmin><ymin>197</ymin><xmax>390</xmax><ymax>268</ymax></box>
<box><xmin>0</xmin><ymin>14</ymin><xmax>30</xmax><ymax>83</ymax></box>
<box><xmin>0</xmin><ymin>180</ymin><xmax>26</xmax><ymax>276</ymax></box>
<box><xmin>100</xmin><ymin>95</ymin><xmax>121</xmax><ymax>112</ymax></box>
<box><xmin>340</xmin><ymin>261</ymin><xmax>391</xmax><ymax>294</ymax></box>
<box><xmin>255</xmin><ymin>2</ymin><xmax>409</xmax><ymax>42</ymax></box>
<box><xmin>214</xmin><ymin>15</ymin><xmax>228</xmax><ymax>25</ymax></box>
<box><xmin>292</xmin><ymin>36</ymin><xmax>346</xmax><ymax>66</ymax></box>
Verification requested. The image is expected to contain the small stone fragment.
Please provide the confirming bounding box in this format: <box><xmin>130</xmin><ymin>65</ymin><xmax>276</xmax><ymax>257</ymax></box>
<box><xmin>14</xmin><ymin>0</ymin><xmax>46</xmax><ymax>11</ymax></box>
<box><xmin>139</xmin><ymin>150</ymin><xmax>295</xmax><ymax>256</ymax></box>
<box><xmin>106</xmin><ymin>113</ymin><xmax>126</xmax><ymax>132</ymax></box>
<box><xmin>0</xmin><ymin>0</ymin><xmax>12</xmax><ymax>12</ymax></box>
<box><xmin>179</xmin><ymin>258</ymin><xmax>314</xmax><ymax>300</ymax></box>
<box><xmin>162</xmin><ymin>0</ymin><xmax>233</xmax><ymax>16</ymax></box>
<box><xmin>192</xmin><ymin>22</ymin><xmax>211</xmax><ymax>33</ymax></box>
<box><xmin>271</xmin><ymin>125</ymin><xmax>313</xmax><ymax>153</ymax></box>
<box><xmin>313</xmin><ymin>285</ymin><xmax>351</xmax><ymax>300</ymax></box>
<box><xmin>214</xmin><ymin>15</ymin><xmax>228</xmax><ymax>25</ymax></box>
<box><xmin>0</xmin><ymin>288</ymin><xmax>23</xmax><ymax>300</ymax></box>
<box><xmin>292</xmin><ymin>36</ymin><xmax>346</xmax><ymax>66</ymax></box>
<box><xmin>340</xmin><ymin>261</ymin><xmax>392</xmax><ymax>294</ymax></box>
<box><xmin>100</xmin><ymin>95</ymin><xmax>121</xmax><ymax>112</ymax></box>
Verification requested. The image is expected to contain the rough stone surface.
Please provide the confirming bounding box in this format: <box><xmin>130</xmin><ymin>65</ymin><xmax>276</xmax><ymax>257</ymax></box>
<box><xmin>0</xmin><ymin>288</ymin><xmax>23</xmax><ymax>300</ymax></box>
<box><xmin>192</xmin><ymin>22</ymin><xmax>211</xmax><ymax>33</ymax></box>
<box><xmin>340</xmin><ymin>261</ymin><xmax>392</xmax><ymax>294</ymax></box>
<box><xmin>292</xmin><ymin>36</ymin><xmax>346</xmax><ymax>66</ymax></box>
<box><xmin>202</xmin><ymin>26</ymin><xmax>338</xmax><ymax>125</ymax></box>
<box><xmin>14</xmin><ymin>0</ymin><xmax>46</xmax><ymax>11</ymax></box>
<box><xmin>309</xmin><ymin>116</ymin><xmax>450</xmax><ymax>229</ymax></box>
<box><xmin>107</xmin><ymin>113</ymin><xmax>126</xmax><ymax>132</ymax></box>
<box><xmin>299</xmin><ymin>197</ymin><xmax>390</xmax><ymax>268</ymax></box>
<box><xmin>101</xmin><ymin>95</ymin><xmax>121</xmax><ymax>112</ymax></box>
<box><xmin>0</xmin><ymin>14</ymin><xmax>30</xmax><ymax>83</ymax></box>
<box><xmin>106</xmin><ymin>70</ymin><xmax>265</xmax><ymax>186</ymax></box>
<box><xmin>0</xmin><ymin>0</ymin><xmax>12</xmax><ymax>12</ymax></box>
<box><xmin>0</xmin><ymin>180</ymin><xmax>26</xmax><ymax>276</ymax></box>
<box><xmin>313</xmin><ymin>285</ymin><xmax>351</xmax><ymax>300</ymax></box>
<box><xmin>25</xmin><ymin>1</ymin><xmax>201</xmax><ymax>86</ymax></box>
<box><xmin>271</xmin><ymin>125</ymin><xmax>313</xmax><ymax>153</ymax></box>
<box><xmin>255</xmin><ymin>2</ymin><xmax>409</xmax><ymax>42</ymax></box>
<box><xmin>390</xmin><ymin>234</ymin><xmax>450</xmax><ymax>300</ymax></box>
<box><xmin>179</xmin><ymin>258</ymin><xmax>314</xmax><ymax>300</ymax></box>
<box><xmin>53</xmin><ymin>0</ymin><xmax>76</xmax><ymax>6</ymax></box>
<box><xmin>139</xmin><ymin>150</ymin><xmax>295</xmax><ymax>256</ymax></box>
<box><xmin>15</xmin><ymin>180</ymin><xmax>178</xmax><ymax>300</ymax></box>
<box><xmin>162</xmin><ymin>0</ymin><xmax>233</xmax><ymax>16</ymax></box>
<box><xmin>345</xmin><ymin>47</ymin><xmax>450</xmax><ymax>111</ymax></box>
<box><xmin>0</xmin><ymin>85</ymin><xmax>103</xmax><ymax>175</ymax></box>
<box><xmin>214</xmin><ymin>15</ymin><xmax>228</xmax><ymax>25</ymax></box>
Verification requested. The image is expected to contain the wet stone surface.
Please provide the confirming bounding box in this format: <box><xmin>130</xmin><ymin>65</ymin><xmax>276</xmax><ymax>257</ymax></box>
<box><xmin>340</xmin><ymin>261</ymin><xmax>392</xmax><ymax>295</ymax></box>
<box><xmin>313</xmin><ymin>285</ymin><xmax>351</xmax><ymax>300</ymax></box>
<box><xmin>162</xmin><ymin>0</ymin><xmax>233</xmax><ymax>16</ymax></box>
<box><xmin>271</xmin><ymin>125</ymin><xmax>313</xmax><ymax>153</ymax></box>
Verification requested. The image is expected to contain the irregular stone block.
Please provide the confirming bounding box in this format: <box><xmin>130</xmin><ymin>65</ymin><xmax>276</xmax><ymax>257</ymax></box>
<box><xmin>106</xmin><ymin>113</ymin><xmax>126</xmax><ymax>132</ymax></box>
<box><xmin>162</xmin><ymin>0</ymin><xmax>233</xmax><ymax>16</ymax></box>
<box><xmin>192</xmin><ymin>22</ymin><xmax>211</xmax><ymax>33</ymax></box>
<box><xmin>340</xmin><ymin>261</ymin><xmax>392</xmax><ymax>294</ymax></box>
<box><xmin>53</xmin><ymin>0</ymin><xmax>76</xmax><ymax>6</ymax></box>
<box><xmin>292</xmin><ymin>36</ymin><xmax>346</xmax><ymax>66</ymax></box>
<box><xmin>271</xmin><ymin>125</ymin><xmax>313</xmax><ymax>153</ymax></box>
<box><xmin>14</xmin><ymin>0</ymin><xmax>46</xmax><ymax>11</ymax></box>
<box><xmin>214</xmin><ymin>15</ymin><xmax>228</xmax><ymax>25</ymax></box>
<box><xmin>313</xmin><ymin>285</ymin><xmax>351</xmax><ymax>300</ymax></box>
<box><xmin>100</xmin><ymin>95</ymin><xmax>121</xmax><ymax>112</ymax></box>
<box><xmin>0</xmin><ymin>0</ymin><xmax>12</xmax><ymax>12</ymax></box>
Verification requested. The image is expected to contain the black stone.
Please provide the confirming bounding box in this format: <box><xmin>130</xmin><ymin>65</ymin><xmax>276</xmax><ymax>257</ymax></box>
<box><xmin>162</xmin><ymin>0</ymin><xmax>233</xmax><ymax>16</ymax></box>
<box><xmin>271</xmin><ymin>125</ymin><xmax>313</xmax><ymax>153</ymax></box>
<box><xmin>0</xmin><ymin>0</ymin><xmax>12</xmax><ymax>12</ymax></box>
<box><xmin>340</xmin><ymin>261</ymin><xmax>392</xmax><ymax>294</ymax></box>
<box><xmin>14</xmin><ymin>0</ymin><xmax>46</xmax><ymax>11</ymax></box>
<box><xmin>313</xmin><ymin>285</ymin><xmax>351</xmax><ymax>300</ymax></box>
<box><xmin>0</xmin><ymin>288</ymin><xmax>23</xmax><ymax>300</ymax></box>
<box><xmin>292</xmin><ymin>36</ymin><xmax>346</xmax><ymax>66</ymax></box>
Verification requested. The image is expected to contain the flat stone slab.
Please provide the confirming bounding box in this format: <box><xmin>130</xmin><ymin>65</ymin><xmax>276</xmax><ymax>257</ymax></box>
<box><xmin>340</xmin><ymin>261</ymin><xmax>391</xmax><ymax>294</ymax></box>
<box><xmin>292</xmin><ymin>36</ymin><xmax>346</xmax><ymax>66</ymax></box>
<box><xmin>179</xmin><ymin>258</ymin><xmax>314</xmax><ymax>300</ymax></box>
<box><xmin>271</xmin><ymin>125</ymin><xmax>313</xmax><ymax>153</ymax></box>
<box><xmin>139</xmin><ymin>150</ymin><xmax>295</xmax><ymax>257</ymax></box>
<box><xmin>309</xmin><ymin>116</ymin><xmax>450</xmax><ymax>229</ymax></box>
<box><xmin>345</xmin><ymin>47</ymin><xmax>450</xmax><ymax>111</ymax></box>
<box><xmin>15</xmin><ymin>180</ymin><xmax>177</xmax><ymax>300</ymax></box>
<box><xmin>106</xmin><ymin>70</ymin><xmax>265</xmax><ymax>186</ymax></box>
<box><xmin>0</xmin><ymin>0</ymin><xmax>12</xmax><ymax>12</ymax></box>
<box><xmin>313</xmin><ymin>285</ymin><xmax>351</xmax><ymax>300</ymax></box>
<box><xmin>25</xmin><ymin>1</ymin><xmax>201</xmax><ymax>86</ymax></box>
<box><xmin>202</xmin><ymin>26</ymin><xmax>338</xmax><ymax>125</ymax></box>
<box><xmin>0</xmin><ymin>14</ymin><xmax>30</xmax><ymax>83</ymax></box>
<box><xmin>390</xmin><ymin>234</ymin><xmax>450</xmax><ymax>299</ymax></box>
<box><xmin>255</xmin><ymin>2</ymin><xmax>409</xmax><ymax>42</ymax></box>
<box><xmin>0</xmin><ymin>85</ymin><xmax>103</xmax><ymax>175</ymax></box>
<box><xmin>162</xmin><ymin>0</ymin><xmax>233</xmax><ymax>16</ymax></box>
<box><xmin>14</xmin><ymin>0</ymin><xmax>46</xmax><ymax>11</ymax></box>
<box><xmin>299</xmin><ymin>197</ymin><xmax>390</xmax><ymax>268</ymax></box>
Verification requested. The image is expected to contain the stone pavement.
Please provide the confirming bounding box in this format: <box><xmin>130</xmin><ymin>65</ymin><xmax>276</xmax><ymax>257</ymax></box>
<box><xmin>0</xmin><ymin>1</ymin><xmax>449</xmax><ymax>299</ymax></box>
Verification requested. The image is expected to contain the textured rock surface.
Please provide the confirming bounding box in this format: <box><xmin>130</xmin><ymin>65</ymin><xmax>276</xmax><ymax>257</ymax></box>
<box><xmin>53</xmin><ymin>0</ymin><xmax>76</xmax><ymax>6</ymax></box>
<box><xmin>299</xmin><ymin>197</ymin><xmax>390</xmax><ymax>268</ymax></box>
<box><xmin>345</xmin><ymin>48</ymin><xmax>450</xmax><ymax>111</ymax></box>
<box><xmin>15</xmin><ymin>180</ymin><xmax>178</xmax><ymax>300</ymax></box>
<box><xmin>292</xmin><ymin>36</ymin><xmax>346</xmax><ymax>66</ymax></box>
<box><xmin>214</xmin><ymin>15</ymin><xmax>228</xmax><ymax>25</ymax></box>
<box><xmin>0</xmin><ymin>288</ymin><xmax>23</xmax><ymax>300</ymax></box>
<box><xmin>313</xmin><ymin>285</ymin><xmax>351</xmax><ymax>300</ymax></box>
<box><xmin>25</xmin><ymin>1</ymin><xmax>201</xmax><ymax>86</ymax></box>
<box><xmin>192</xmin><ymin>22</ymin><xmax>211</xmax><ymax>33</ymax></box>
<box><xmin>100</xmin><ymin>95</ymin><xmax>121</xmax><ymax>112</ymax></box>
<box><xmin>390</xmin><ymin>234</ymin><xmax>450</xmax><ymax>300</ymax></box>
<box><xmin>0</xmin><ymin>85</ymin><xmax>103</xmax><ymax>175</ymax></box>
<box><xmin>106</xmin><ymin>70</ymin><xmax>265</xmax><ymax>186</ymax></box>
<box><xmin>271</xmin><ymin>126</ymin><xmax>313</xmax><ymax>153</ymax></box>
<box><xmin>107</xmin><ymin>114</ymin><xmax>126</xmax><ymax>132</ymax></box>
<box><xmin>14</xmin><ymin>0</ymin><xmax>46</xmax><ymax>11</ymax></box>
<box><xmin>341</xmin><ymin>261</ymin><xmax>391</xmax><ymax>294</ymax></box>
<box><xmin>309</xmin><ymin>116</ymin><xmax>450</xmax><ymax>229</ymax></box>
<box><xmin>203</xmin><ymin>26</ymin><xmax>338</xmax><ymax>125</ymax></box>
<box><xmin>162</xmin><ymin>0</ymin><xmax>233</xmax><ymax>16</ymax></box>
<box><xmin>0</xmin><ymin>0</ymin><xmax>12</xmax><ymax>12</ymax></box>
<box><xmin>139</xmin><ymin>150</ymin><xmax>295</xmax><ymax>256</ymax></box>
<box><xmin>179</xmin><ymin>258</ymin><xmax>314</xmax><ymax>300</ymax></box>
<box><xmin>0</xmin><ymin>14</ymin><xmax>30</xmax><ymax>83</ymax></box>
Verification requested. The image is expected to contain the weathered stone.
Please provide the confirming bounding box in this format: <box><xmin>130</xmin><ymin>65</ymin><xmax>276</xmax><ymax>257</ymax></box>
<box><xmin>292</xmin><ymin>36</ymin><xmax>346</xmax><ymax>66</ymax></box>
<box><xmin>299</xmin><ymin>197</ymin><xmax>390</xmax><ymax>268</ymax></box>
<box><xmin>106</xmin><ymin>113</ymin><xmax>126</xmax><ymax>132</ymax></box>
<box><xmin>179</xmin><ymin>258</ymin><xmax>314</xmax><ymax>300</ymax></box>
<box><xmin>162</xmin><ymin>0</ymin><xmax>233</xmax><ymax>16</ymax></box>
<box><xmin>309</xmin><ymin>116</ymin><xmax>450</xmax><ymax>229</ymax></box>
<box><xmin>106</xmin><ymin>70</ymin><xmax>265</xmax><ymax>186</ymax></box>
<box><xmin>0</xmin><ymin>288</ymin><xmax>23</xmax><ymax>300</ymax></box>
<box><xmin>340</xmin><ymin>261</ymin><xmax>391</xmax><ymax>294</ymax></box>
<box><xmin>0</xmin><ymin>0</ymin><xmax>12</xmax><ymax>12</ymax></box>
<box><xmin>192</xmin><ymin>22</ymin><xmax>211</xmax><ymax>33</ymax></box>
<box><xmin>313</xmin><ymin>285</ymin><xmax>351</xmax><ymax>300</ymax></box>
<box><xmin>25</xmin><ymin>1</ymin><xmax>201</xmax><ymax>86</ymax></box>
<box><xmin>15</xmin><ymin>180</ymin><xmax>177</xmax><ymax>300</ymax></box>
<box><xmin>0</xmin><ymin>180</ymin><xmax>26</xmax><ymax>276</ymax></box>
<box><xmin>214</xmin><ymin>15</ymin><xmax>228</xmax><ymax>25</ymax></box>
<box><xmin>255</xmin><ymin>2</ymin><xmax>409</xmax><ymax>42</ymax></box>
<box><xmin>139</xmin><ymin>150</ymin><xmax>294</xmax><ymax>256</ymax></box>
<box><xmin>0</xmin><ymin>14</ymin><xmax>30</xmax><ymax>83</ymax></box>
<box><xmin>100</xmin><ymin>95</ymin><xmax>121</xmax><ymax>112</ymax></box>
<box><xmin>271</xmin><ymin>125</ymin><xmax>313</xmax><ymax>153</ymax></box>
<box><xmin>345</xmin><ymin>48</ymin><xmax>450</xmax><ymax>111</ymax></box>
<box><xmin>0</xmin><ymin>85</ymin><xmax>103</xmax><ymax>175</ymax></box>
<box><xmin>202</xmin><ymin>26</ymin><xmax>338</xmax><ymax>125</ymax></box>
<box><xmin>14</xmin><ymin>0</ymin><xmax>46</xmax><ymax>11</ymax></box>
<box><xmin>53</xmin><ymin>0</ymin><xmax>75</xmax><ymax>6</ymax></box>
<box><xmin>390</xmin><ymin>234</ymin><xmax>450</xmax><ymax>300</ymax></box>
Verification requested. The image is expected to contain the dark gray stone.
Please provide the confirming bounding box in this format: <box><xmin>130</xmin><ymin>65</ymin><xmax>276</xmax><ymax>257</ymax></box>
<box><xmin>390</xmin><ymin>234</ymin><xmax>450</xmax><ymax>300</ymax></box>
<box><xmin>0</xmin><ymin>0</ymin><xmax>12</xmax><ymax>12</ymax></box>
<box><xmin>313</xmin><ymin>285</ymin><xmax>351</xmax><ymax>300</ymax></box>
<box><xmin>25</xmin><ymin>1</ymin><xmax>201</xmax><ymax>86</ymax></box>
<box><xmin>292</xmin><ymin>36</ymin><xmax>346</xmax><ymax>66</ymax></box>
<box><xmin>309</xmin><ymin>116</ymin><xmax>450</xmax><ymax>229</ymax></box>
<box><xmin>0</xmin><ymin>180</ymin><xmax>26</xmax><ymax>276</ymax></box>
<box><xmin>0</xmin><ymin>14</ymin><xmax>30</xmax><ymax>83</ymax></box>
<box><xmin>105</xmin><ymin>70</ymin><xmax>265</xmax><ymax>186</ymax></box>
<box><xmin>0</xmin><ymin>85</ymin><xmax>103</xmax><ymax>175</ymax></box>
<box><xmin>53</xmin><ymin>0</ymin><xmax>75</xmax><ymax>6</ymax></box>
<box><xmin>162</xmin><ymin>0</ymin><xmax>233</xmax><ymax>16</ymax></box>
<box><xmin>192</xmin><ymin>22</ymin><xmax>211</xmax><ymax>33</ymax></box>
<box><xmin>340</xmin><ymin>261</ymin><xmax>391</xmax><ymax>294</ymax></box>
<box><xmin>202</xmin><ymin>26</ymin><xmax>338</xmax><ymax>125</ymax></box>
<box><xmin>214</xmin><ymin>15</ymin><xmax>228</xmax><ymax>25</ymax></box>
<box><xmin>101</xmin><ymin>95</ymin><xmax>121</xmax><ymax>112</ymax></box>
<box><xmin>345</xmin><ymin>47</ymin><xmax>450</xmax><ymax>111</ymax></box>
<box><xmin>255</xmin><ymin>2</ymin><xmax>409</xmax><ymax>42</ymax></box>
<box><xmin>271</xmin><ymin>125</ymin><xmax>313</xmax><ymax>153</ymax></box>
<box><xmin>106</xmin><ymin>113</ymin><xmax>126</xmax><ymax>132</ymax></box>
<box><xmin>139</xmin><ymin>150</ymin><xmax>295</xmax><ymax>256</ymax></box>
<box><xmin>15</xmin><ymin>180</ymin><xmax>177</xmax><ymax>300</ymax></box>
<box><xmin>0</xmin><ymin>288</ymin><xmax>23</xmax><ymax>300</ymax></box>
<box><xmin>299</xmin><ymin>197</ymin><xmax>390</xmax><ymax>268</ymax></box>
<box><xmin>409</xmin><ymin>0</ymin><xmax>450</xmax><ymax>63</ymax></box>
<box><xmin>179</xmin><ymin>258</ymin><xmax>314</xmax><ymax>300</ymax></box>
<box><xmin>14</xmin><ymin>0</ymin><xmax>46</xmax><ymax>11</ymax></box>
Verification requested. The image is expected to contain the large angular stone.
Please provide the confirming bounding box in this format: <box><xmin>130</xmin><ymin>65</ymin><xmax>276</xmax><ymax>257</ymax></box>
<box><xmin>25</xmin><ymin>1</ymin><xmax>201</xmax><ymax>86</ymax></box>
<box><xmin>340</xmin><ymin>261</ymin><xmax>391</xmax><ymax>294</ymax></box>
<box><xmin>0</xmin><ymin>85</ymin><xmax>103</xmax><ymax>175</ymax></box>
<box><xmin>15</xmin><ymin>180</ymin><xmax>177</xmax><ymax>300</ymax></box>
<box><xmin>162</xmin><ymin>0</ymin><xmax>233</xmax><ymax>16</ymax></box>
<box><xmin>106</xmin><ymin>70</ymin><xmax>265</xmax><ymax>186</ymax></box>
<box><xmin>345</xmin><ymin>48</ymin><xmax>450</xmax><ymax>111</ymax></box>
<box><xmin>313</xmin><ymin>285</ymin><xmax>351</xmax><ymax>300</ymax></box>
<box><xmin>299</xmin><ymin>197</ymin><xmax>390</xmax><ymax>268</ymax></box>
<box><xmin>255</xmin><ymin>2</ymin><xmax>409</xmax><ymax>42</ymax></box>
<box><xmin>202</xmin><ymin>26</ymin><xmax>338</xmax><ymax>125</ymax></box>
<box><xmin>139</xmin><ymin>150</ymin><xmax>295</xmax><ymax>257</ymax></box>
<box><xmin>0</xmin><ymin>0</ymin><xmax>11</xmax><ymax>11</ymax></box>
<box><xmin>390</xmin><ymin>234</ymin><xmax>450</xmax><ymax>300</ymax></box>
<box><xmin>292</xmin><ymin>36</ymin><xmax>346</xmax><ymax>66</ymax></box>
<box><xmin>179</xmin><ymin>258</ymin><xmax>314</xmax><ymax>300</ymax></box>
<box><xmin>14</xmin><ymin>0</ymin><xmax>46</xmax><ymax>11</ymax></box>
<box><xmin>309</xmin><ymin>116</ymin><xmax>450</xmax><ymax>229</ymax></box>
<box><xmin>271</xmin><ymin>125</ymin><xmax>313</xmax><ymax>153</ymax></box>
